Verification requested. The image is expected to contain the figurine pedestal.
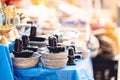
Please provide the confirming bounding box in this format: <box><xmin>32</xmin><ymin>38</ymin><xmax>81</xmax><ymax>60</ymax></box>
<box><xmin>0</xmin><ymin>27</ymin><xmax>13</xmax><ymax>45</ymax></box>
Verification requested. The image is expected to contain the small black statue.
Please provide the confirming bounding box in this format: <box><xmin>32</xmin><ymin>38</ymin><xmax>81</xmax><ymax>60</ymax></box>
<box><xmin>48</xmin><ymin>35</ymin><xmax>65</xmax><ymax>53</ymax></box>
<box><xmin>53</xmin><ymin>34</ymin><xmax>59</xmax><ymax>43</ymax></box>
<box><xmin>22</xmin><ymin>35</ymin><xmax>29</xmax><ymax>47</ymax></box>
<box><xmin>30</xmin><ymin>26</ymin><xmax>37</xmax><ymax>37</ymax></box>
<box><xmin>67</xmin><ymin>47</ymin><xmax>76</xmax><ymax>65</ymax></box>
<box><xmin>14</xmin><ymin>39</ymin><xmax>22</xmax><ymax>52</ymax></box>
<box><xmin>48</xmin><ymin>35</ymin><xmax>57</xmax><ymax>47</ymax></box>
<box><xmin>67</xmin><ymin>44</ymin><xmax>76</xmax><ymax>53</ymax></box>
<box><xmin>13</xmin><ymin>38</ymin><xmax>34</xmax><ymax>58</ymax></box>
<box><xmin>29</xmin><ymin>25</ymin><xmax>45</xmax><ymax>41</ymax></box>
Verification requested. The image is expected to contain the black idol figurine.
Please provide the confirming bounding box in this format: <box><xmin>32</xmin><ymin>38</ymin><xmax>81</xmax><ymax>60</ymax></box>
<box><xmin>48</xmin><ymin>35</ymin><xmax>57</xmax><ymax>47</ymax></box>
<box><xmin>29</xmin><ymin>25</ymin><xmax>45</xmax><ymax>41</ymax></box>
<box><xmin>48</xmin><ymin>35</ymin><xmax>65</xmax><ymax>53</ymax></box>
<box><xmin>22</xmin><ymin>35</ymin><xmax>29</xmax><ymax>47</ymax></box>
<box><xmin>67</xmin><ymin>47</ymin><xmax>76</xmax><ymax>65</ymax></box>
<box><xmin>13</xmin><ymin>38</ymin><xmax>34</xmax><ymax>58</ymax></box>
<box><xmin>30</xmin><ymin>26</ymin><xmax>37</xmax><ymax>37</ymax></box>
<box><xmin>14</xmin><ymin>39</ymin><xmax>22</xmax><ymax>52</ymax></box>
<box><xmin>29</xmin><ymin>25</ymin><xmax>37</xmax><ymax>41</ymax></box>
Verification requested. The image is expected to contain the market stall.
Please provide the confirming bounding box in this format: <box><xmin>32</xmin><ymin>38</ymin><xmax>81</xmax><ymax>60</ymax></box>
<box><xmin>0</xmin><ymin>0</ymin><xmax>120</xmax><ymax>80</ymax></box>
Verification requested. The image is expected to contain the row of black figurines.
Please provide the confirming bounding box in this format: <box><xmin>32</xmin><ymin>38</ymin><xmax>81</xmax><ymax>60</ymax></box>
<box><xmin>13</xmin><ymin>34</ymin><xmax>63</xmax><ymax>58</ymax></box>
<box><xmin>12</xmin><ymin>33</ymin><xmax>63</xmax><ymax>58</ymax></box>
<box><xmin>13</xmin><ymin>36</ymin><xmax>80</xmax><ymax>65</ymax></box>
<box><xmin>29</xmin><ymin>25</ymin><xmax>65</xmax><ymax>53</ymax></box>
<box><xmin>13</xmin><ymin>25</ymin><xmax>46</xmax><ymax>58</ymax></box>
<box><xmin>13</xmin><ymin>40</ymin><xmax>78</xmax><ymax>66</ymax></box>
<box><xmin>13</xmin><ymin>25</ymin><xmax>80</xmax><ymax>65</ymax></box>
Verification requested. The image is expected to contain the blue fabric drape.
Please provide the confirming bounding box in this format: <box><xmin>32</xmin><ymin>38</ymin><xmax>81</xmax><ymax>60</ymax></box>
<box><xmin>14</xmin><ymin>59</ymin><xmax>94</xmax><ymax>80</ymax></box>
<box><xmin>0</xmin><ymin>44</ymin><xmax>14</xmax><ymax>80</ymax></box>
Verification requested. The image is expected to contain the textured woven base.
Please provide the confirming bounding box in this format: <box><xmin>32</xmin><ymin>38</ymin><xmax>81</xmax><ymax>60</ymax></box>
<box><xmin>12</xmin><ymin>53</ymin><xmax>40</xmax><ymax>68</ymax></box>
<box><xmin>41</xmin><ymin>58</ymin><xmax>68</xmax><ymax>69</ymax></box>
<box><xmin>41</xmin><ymin>52</ymin><xmax>68</xmax><ymax>60</ymax></box>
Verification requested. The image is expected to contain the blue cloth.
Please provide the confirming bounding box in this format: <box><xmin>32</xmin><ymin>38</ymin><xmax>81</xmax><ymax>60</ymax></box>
<box><xmin>8</xmin><ymin>42</ymin><xmax>15</xmax><ymax>53</ymax></box>
<box><xmin>14</xmin><ymin>59</ymin><xmax>94</xmax><ymax>80</ymax></box>
<box><xmin>0</xmin><ymin>44</ymin><xmax>14</xmax><ymax>80</ymax></box>
<box><xmin>0</xmin><ymin>42</ymin><xmax>94</xmax><ymax>80</ymax></box>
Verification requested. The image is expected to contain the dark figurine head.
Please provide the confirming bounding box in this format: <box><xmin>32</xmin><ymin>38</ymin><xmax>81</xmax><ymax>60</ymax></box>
<box><xmin>67</xmin><ymin>44</ymin><xmax>76</xmax><ymax>52</ymax></box>
<box><xmin>70</xmin><ymin>45</ymin><xmax>75</xmax><ymax>52</ymax></box>
<box><xmin>22</xmin><ymin>35</ymin><xmax>28</xmax><ymax>47</ymax></box>
<box><xmin>68</xmin><ymin>47</ymin><xmax>74</xmax><ymax>55</ymax></box>
<box><xmin>14</xmin><ymin>39</ymin><xmax>22</xmax><ymax>52</ymax></box>
<box><xmin>30</xmin><ymin>26</ymin><xmax>37</xmax><ymax>37</ymax></box>
<box><xmin>54</xmin><ymin>34</ymin><xmax>59</xmax><ymax>42</ymax></box>
<box><xmin>48</xmin><ymin>35</ymin><xmax>57</xmax><ymax>47</ymax></box>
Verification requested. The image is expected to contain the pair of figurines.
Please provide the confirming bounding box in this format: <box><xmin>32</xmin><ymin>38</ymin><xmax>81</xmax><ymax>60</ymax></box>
<box><xmin>48</xmin><ymin>34</ymin><xmax>76</xmax><ymax>65</ymax></box>
<box><xmin>13</xmin><ymin>35</ymin><xmax>38</xmax><ymax>58</ymax></box>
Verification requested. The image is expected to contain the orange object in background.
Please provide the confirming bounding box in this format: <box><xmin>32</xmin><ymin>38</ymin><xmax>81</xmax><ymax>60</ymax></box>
<box><xmin>31</xmin><ymin>0</ymin><xmax>49</xmax><ymax>6</ymax></box>
<box><xmin>31</xmin><ymin>0</ymin><xmax>41</xmax><ymax>5</ymax></box>
<box><xmin>104</xmin><ymin>22</ymin><xmax>120</xmax><ymax>55</ymax></box>
<box><xmin>1</xmin><ymin>0</ymin><xmax>50</xmax><ymax>8</ymax></box>
<box><xmin>66</xmin><ymin>0</ymin><xmax>81</xmax><ymax>7</ymax></box>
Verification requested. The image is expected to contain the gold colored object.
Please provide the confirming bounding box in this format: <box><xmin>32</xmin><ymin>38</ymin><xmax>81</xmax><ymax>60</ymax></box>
<box><xmin>11</xmin><ymin>6</ymin><xmax>17</xmax><ymax>26</ymax></box>
<box><xmin>31</xmin><ymin>0</ymin><xmax>49</xmax><ymax>6</ymax></box>
<box><xmin>5</xmin><ymin>27</ymin><xmax>19</xmax><ymax>42</ymax></box>
<box><xmin>1</xmin><ymin>4</ymin><xmax>12</xmax><ymax>26</ymax></box>
<box><xmin>0</xmin><ymin>4</ymin><xmax>20</xmax><ymax>44</ymax></box>
<box><xmin>0</xmin><ymin>26</ymin><xmax>13</xmax><ymax>45</ymax></box>
<box><xmin>0</xmin><ymin>35</ymin><xmax>10</xmax><ymax>45</ymax></box>
<box><xmin>12</xmin><ymin>28</ymin><xmax>20</xmax><ymax>38</ymax></box>
<box><xmin>104</xmin><ymin>22</ymin><xmax>120</xmax><ymax>55</ymax></box>
<box><xmin>6</xmin><ymin>30</ymin><xmax>15</xmax><ymax>42</ymax></box>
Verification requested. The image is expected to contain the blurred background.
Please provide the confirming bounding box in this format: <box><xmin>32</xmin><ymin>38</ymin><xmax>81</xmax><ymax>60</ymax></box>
<box><xmin>1</xmin><ymin>0</ymin><xmax>120</xmax><ymax>80</ymax></box>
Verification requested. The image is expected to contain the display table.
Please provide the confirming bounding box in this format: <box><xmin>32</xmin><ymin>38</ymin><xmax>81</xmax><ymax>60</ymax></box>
<box><xmin>14</xmin><ymin>58</ymin><xmax>94</xmax><ymax>80</ymax></box>
<box><xmin>0</xmin><ymin>42</ymin><xmax>94</xmax><ymax>80</ymax></box>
